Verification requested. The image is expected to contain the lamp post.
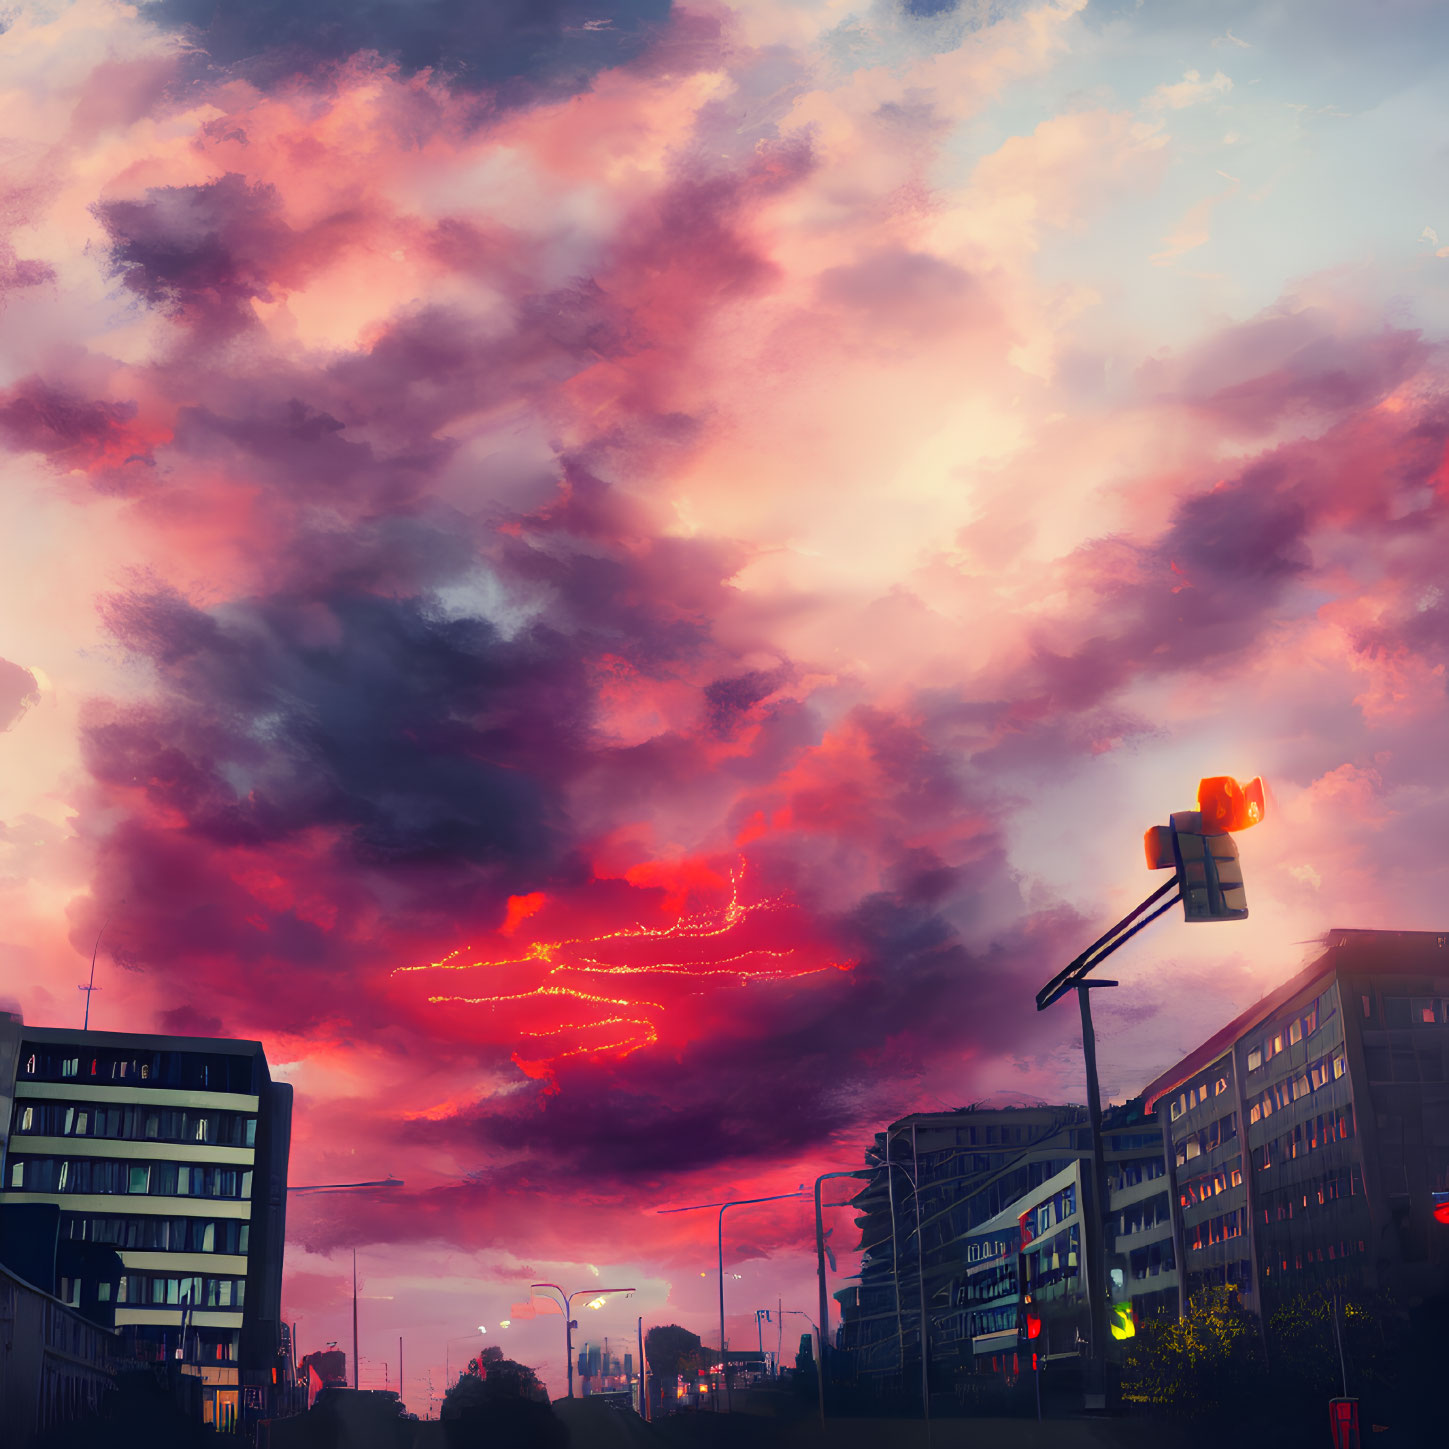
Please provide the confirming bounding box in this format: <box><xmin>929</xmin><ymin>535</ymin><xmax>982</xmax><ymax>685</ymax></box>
<box><xmin>877</xmin><ymin>1145</ymin><xmax>930</xmax><ymax>1428</ymax></box>
<box><xmin>657</xmin><ymin>1188</ymin><xmax>807</xmax><ymax>1412</ymax></box>
<box><xmin>284</xmin><ymin>1182</ymin><xmax>405</xmax><ymax>1394</ymax></box>
<box><xmin>812</xmin><ymin>1169</ymin><xmax>870</xmax><ymax>1427</ymax></box>
<box><xmin>444</xmin><ymin>1328</ymin><xmax>486</xmax><ymax>1390</ymax></box>
<box><xmin>529</xmin><ymin>1283</ymin><xmax>635</xmax><ymax>1399</ymax></box>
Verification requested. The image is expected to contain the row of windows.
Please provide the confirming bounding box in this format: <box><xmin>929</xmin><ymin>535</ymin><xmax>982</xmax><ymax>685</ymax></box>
<box><xmin>1366</xmin><ymin>995</ymin><xmax>1449</xmax><ymax>1028</ymax></box>
<box><xmin>1178</xmin><ymin>1158</ymin><xmax>1243</xmax><ymax>1209</ymax></box>
<box><xmin>1258</xmin><ymin>1106</ymin><xmax>1355</xmax><ymax>1170</ymax></box>
<box><xmin>1027</xmin><ymin>1183</ymin><xmax>1077</xmax><ymax>1239</ymax></box>
<box><xmin>1127</xmin><ymin>1239</ymin><xmax>1176</xmax><ymax>1281</ymax></box>
<box><xmin>1260</xmin><ymin>1167</ymin><xmax>1363</xmax><ymax>1223</ymax></box>
<box><xmin>969</xmin><ymin>1305</ymin><xmax>1019</xmax><ymax>1338</ymax></box>
<box><xmin>1022</xmin><ymin>1223</ymin><xmax>1080</xmax><ymax>1291</ymax></box>
<box><xmin>1262</xmin><ymin>1240</ymin><xmax>1367</xmax><ymax>1277</ymax></box>
<box><xmin>122</xmin><ymin>1324</ymin><xmax>239</xmax><ymax>1362</ymax></box>
<box><xmin>1174</xmin><ymin>1111</ymin><xmax>1237</xmax><ymax>1166</ymax></box>
<box><xmin>1246</xmin><ymin>988</ymin><xmax>1338</xmax><ymax>1074</ymax></box>
<box><xmin>965</xmin><ymin>1235</ymin><xmax>1015</xmax><ymax>1264</ymax></box>
<box><xmin>13</xmin><ymin>1102</ymin><xmax>256</xmax><ymax>1147</ymax></box>
<box><xmin>1187</xmin><ymin>1207</ymin><xmax>1245</xmax><ymax>1252</ymax></box>
<box><xmin>1247</xmin><ymin>1051</ymin><xmax>1346</xmax><ymax>1124</ymax></box>
<box><xmin>1169</xmin><ymin>1071</ymin><xmax>1231</xmax><ymax>1122</ymax></box>
<box><xmin>10</xmin><ymin>1157</ymin><xmax>253</xmax><ymax>1200</ymax></box>
<box><xmin>1112</xmin><ymin>1155</ymin><xmax>1167</xmax><ymax>1192</ymax></box>
<box><xmin>1362</xmin><ymin>1044</ymin><xmax>1449</xmax><ymax>1084</ymax></box>
<box><xmin>1107</xmin><ymin>1132</ymin><xmax>1162</xmax><ymax>1152</ymax></box>
<box><xmin>1118</xmin><ymin>1190</ymin><xmax>1172</xmax><ymax>1237</ymax></box>
<box><xmin>19</xmin><ymin>1045</ymin><xmax>255</xmax><ymax>1094</ymax></box>
<box><xmin>961</xmin><ymin>1262</ymin><xmax>1016</xmax><ymax>1306</ymax></box>
<box><xmin>62</xmin><ymin>1213</ymin><xmax>250</xmax><ymax>1255</ymax></box>
<box><xmin>111</xmin><ymin>1273</ymin><xmax>245</xmax><ymax>1309</ymax></box>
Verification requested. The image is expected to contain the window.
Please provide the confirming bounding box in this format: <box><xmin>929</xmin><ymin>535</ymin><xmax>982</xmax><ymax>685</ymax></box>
<box><xmin>61</xmin><ymin>1057</ymin><xmax>78</xmax><ymax>1078</ymax></box>
<box><xmin>128</xmin><ymin>1165</ymin><xmax>150</xmax><ymax>1194</ymax></box>
<box><xmin>1247</xmin><ymin>1047</ymin><xmax>1263</xmax><ymax>1072</ymax></box>
<box><xmin>10</xmin><ymin>1162</ymin><xmax>22</xmax><ymax>1188</ymax></box>
<box><xmin>1290</xmin><ymin>1020</ymin><xmax>1303</xmax><ymax>1046</ymax></box>
<box><xmin>19</xmin><ymin>1106</ymin><xmax>33</xmax><ymax>1131</ymax></box>
<box><xmin>1215</xmin><ymin>1076</ymin><xmax>1229</xmax><ymax>1097</ymax></box>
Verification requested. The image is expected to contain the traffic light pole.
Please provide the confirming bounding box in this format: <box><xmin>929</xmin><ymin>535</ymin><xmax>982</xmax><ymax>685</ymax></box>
<box><xmin>1075</xmin><ymin>979</ymin><xmax>1117</xmax><ymax>1411</ymax></box>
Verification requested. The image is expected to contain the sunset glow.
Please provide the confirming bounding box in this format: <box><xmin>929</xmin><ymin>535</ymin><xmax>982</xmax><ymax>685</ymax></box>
<box><xmin>3</xmin><ymin>0</ymin><xmax>1448</xmax><ymax>1415</ymax></box>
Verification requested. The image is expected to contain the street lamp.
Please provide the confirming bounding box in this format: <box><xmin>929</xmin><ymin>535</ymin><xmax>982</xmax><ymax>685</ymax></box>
<box><xmin>444</xmin><ymin>1328</ymin><xmax>487</xmax><ymax>1390</ymax></box>
<box><xmin>656</xmin><ymin>1188</ymin><xmax>807</xmax><ymax>1412</ymax></box>
<box><xmin>812</xmin><ymin>1170</ymin><xmax>870</xmax><ymax>1427</ymax></box>
<box><xmin>529</xmin><ymin>1283</ymin><xmax>635</xmax><ymax>1399</ymax></box>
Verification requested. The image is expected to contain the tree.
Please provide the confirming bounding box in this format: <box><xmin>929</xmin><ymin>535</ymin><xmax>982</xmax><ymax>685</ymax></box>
<box><xmin>441</xmin><ymin>1356</ymin><xmax>566</xmax><ymax>1449</ymax></box>
<box><xmin>1121</xmin><ymin>1287</ymin><xmax>1266</xmax><ymax>1435</ymax></box>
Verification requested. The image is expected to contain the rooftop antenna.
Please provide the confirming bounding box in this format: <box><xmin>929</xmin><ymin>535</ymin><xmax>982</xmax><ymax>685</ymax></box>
<box><xmin>79</xmin><ymin>914</ymin><xmax>115</xmax><ymax>1030</ymax></box>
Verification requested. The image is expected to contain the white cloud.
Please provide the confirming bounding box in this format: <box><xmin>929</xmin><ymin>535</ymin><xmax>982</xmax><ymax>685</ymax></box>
<box><xmin>1146</xmin><ymin>69</ymin><xmax>1235</xmax><ymax>111</ymax></box>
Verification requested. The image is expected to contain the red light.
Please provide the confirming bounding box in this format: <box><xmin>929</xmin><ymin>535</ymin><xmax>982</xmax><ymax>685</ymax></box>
<box><xmin>1432</xmin><ymin>1193</ymin><xmax>1449</xmax><ymax>1225</ymax></box>
<box><xmin>1026</xmin><ymin>1314</ymin><xmax>1042</xmax><ymax>1340</ymax></box>
<box><xmin>1198</xmin><ymin>776</ymin><xmax>1267</xmax><ymax>834</ymax></box>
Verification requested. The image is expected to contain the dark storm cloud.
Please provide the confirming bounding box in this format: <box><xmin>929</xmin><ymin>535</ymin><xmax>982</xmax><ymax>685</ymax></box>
<box><xmin>87</xmin><ymin>584</ymin><xmax>589</xmax><ymax>867</ymax></box>
<box><xmin>94</xmin><ymin>174</ymin><xmax>366</xmax><ymax>334</ymax></box>
<box><xmin>395</xmin><ymin>884</ymin><xmax>1052</xmax><ymax>1194</ymax></box>
<box><xmin>141</xmin><ymin>0</ymin><xmax>673</xmax><ymax>101</ymax></box>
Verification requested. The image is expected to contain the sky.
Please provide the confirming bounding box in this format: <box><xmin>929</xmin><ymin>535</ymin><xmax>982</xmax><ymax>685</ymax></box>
<box><xmin>2</xmin><ymin>0</ymin><xmax>1449</xmax><ymax>1412</ymax></box>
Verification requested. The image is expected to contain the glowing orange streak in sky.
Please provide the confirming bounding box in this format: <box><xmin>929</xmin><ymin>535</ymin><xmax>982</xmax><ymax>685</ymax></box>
<box><xmin>397</xmin><ymin>867</ymin><xmax>854</xmax><ymax>1063</ymax></box>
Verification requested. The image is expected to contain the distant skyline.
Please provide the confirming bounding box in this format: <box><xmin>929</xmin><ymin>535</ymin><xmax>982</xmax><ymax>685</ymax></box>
<box><xmin>3</xmin><ymin>0</ymin><xmax>1449</xmax><ymax>1409</ymax></box>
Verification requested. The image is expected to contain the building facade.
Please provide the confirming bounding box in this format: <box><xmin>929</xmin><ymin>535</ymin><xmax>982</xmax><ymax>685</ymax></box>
<box><xmin>0</xmin><ymin>1016</ymin><xmax>292</xmax><ymax>1430</ymax></box>
<box><xmin>835</xmin><ymin>1105</ymin><xmax>1098</xmax><ymax>1398</ymax></box>
<box><xmin>1143</xmin><ymin>927</ymin><xmax>1449</xmax><ymax>1315</ymax></box>
<box><xmin>0</xmin><ymin>1257</ymin><xmax>116</xmax><ymax>1447</ymax></box>
<box><xmin>834</xmin><ymin>928</ymin><xmax>1449</xmax><ymax>1403</ymax></box>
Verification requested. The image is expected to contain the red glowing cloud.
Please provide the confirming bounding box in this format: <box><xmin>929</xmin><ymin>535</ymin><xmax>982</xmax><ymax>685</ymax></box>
<box><xmin>393</xmin><ymin>862</ymin><xmax>854</xmax><ymax>1071</ymax></box>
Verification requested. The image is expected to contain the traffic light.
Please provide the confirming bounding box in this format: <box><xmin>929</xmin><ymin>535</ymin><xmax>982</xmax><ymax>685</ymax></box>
<box><xmin>1432</xmin><ymin>1190</ymin><xmax>1449</xmax><ymax>1226</ymax></box>
<box><xmin>1144</xmin><ymin>775</ymin><xmax>1265</xmax><ymax>922</ymax></box>
<box><xmin>1108</xmin><ymin>1303</ymin><xmax>1135</xmax><ymax>1340</ymax></box>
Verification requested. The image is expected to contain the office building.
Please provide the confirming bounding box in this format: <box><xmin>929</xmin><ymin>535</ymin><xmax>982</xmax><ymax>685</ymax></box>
<box><xmin>1143</xmin><ymin>927</ymin><xmax>1449</xmax><ymax>1313</ymax></box>
<box><xmin>0</xmin><ymin>1015</ymin><xmax>292</xmax><ymax>1429</ymax></box>
<box><xmin>835</xmin><ymin>1105</ymin><xmax>1100</xmax><ymax>1396</ymax></box>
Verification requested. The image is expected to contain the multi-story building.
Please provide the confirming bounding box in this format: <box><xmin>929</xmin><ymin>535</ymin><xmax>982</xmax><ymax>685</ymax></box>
<box><xmin>834</xmin><ymin>928</ymin><xmax>1449</xmax><ymax>1406</ymax></box>
<box><xmin>0</xmin><ymin>1016</ymin><xmax>292</xmax><ymax>1430</ymax></box>
<box><xmin>1143</xmin><ymin>927</ymin><xmax>1449</xmax><ymax>1314</ymax></box>
<box><xmin>835</xmin><ymin>1105</ymin><xmax>1098</xmax><ymax>1398</ymax></box>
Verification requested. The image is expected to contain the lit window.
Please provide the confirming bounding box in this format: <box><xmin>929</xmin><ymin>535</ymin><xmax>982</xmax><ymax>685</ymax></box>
<box><xmin>129</xmin><ymin>1165</ymin><xmax>150</xmax><ymax>1194</ymax></box>
<box><xmin>24</xmin><ymin>1054</ymin><xmax>35</xmax><ymax>1075</ymax></box>
<box><xmin>19</xmin><ymin>1106</ymin><xmax>33</xmax><ymax>1131</ymax></box>
<box><xmin>1247</xmin><ymin>1048</ymin><xmax>1262</xmax><ymax>1072</ymax></box>
<box><xmin>10</xmin><ymin>1162</ymin><xmax>22</xmax><ymax>1188</ymax></box>
<box><xmin>1216</xmin><ymin>1077</ymin><xmax>1229</xmax><ymax>1096</ymax></box>
<box><xmin>57</xmin><ymin>1162</ymin><xmax>69</xmax><ymax>1190</ymax></box>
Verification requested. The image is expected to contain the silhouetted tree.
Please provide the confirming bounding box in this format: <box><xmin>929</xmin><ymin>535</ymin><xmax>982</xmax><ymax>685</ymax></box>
<box><xmin>442</xmin><ymin>1356</ymin><xmax>566</xmax><ymax>1449</ymax></box>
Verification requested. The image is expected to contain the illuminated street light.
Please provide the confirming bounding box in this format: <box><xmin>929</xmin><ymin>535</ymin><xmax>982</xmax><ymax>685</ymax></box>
<box><xmin>530</xmin><ymin>1283</ymin><xmax>635</xmax><ymax>1398</ymax></box>
<box><xmin>657</xmin><ymin>1187</ymin><xmax>808</xmax><ymax>1413</ymax></box>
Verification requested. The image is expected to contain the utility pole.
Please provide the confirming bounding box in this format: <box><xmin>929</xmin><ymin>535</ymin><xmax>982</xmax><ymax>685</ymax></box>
<box><xmin>352</xmin><ymin>1250</ymin><xmax>359</xmax><ymax>1391</ymax></box>
<box><xmin>399</xmin><ymin>1336</ymin><xmax>403</xmax><ymax>1408</ymax></box>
